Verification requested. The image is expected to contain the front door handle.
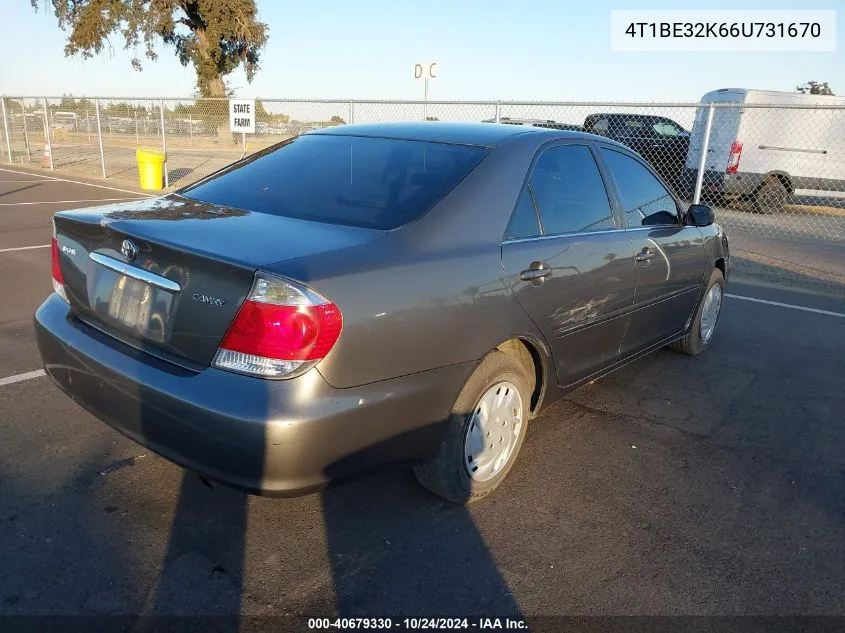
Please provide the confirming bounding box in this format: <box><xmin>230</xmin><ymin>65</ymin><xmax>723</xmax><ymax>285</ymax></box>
<box><xmin>635</xmin><ymin>248</ymin><xmax>657</xmax><ymax>262</ymax></box>
<box><xmin>520</xmin><ymin>262</ymin><xmax>552</xmax><ymax>283</ymax></box>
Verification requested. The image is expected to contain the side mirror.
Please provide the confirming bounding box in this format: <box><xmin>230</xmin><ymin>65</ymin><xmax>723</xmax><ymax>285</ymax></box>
<box><xmin>685</xmin><ymin>204</ymin><xmax>714</xmax><ymax>227</ymax></box>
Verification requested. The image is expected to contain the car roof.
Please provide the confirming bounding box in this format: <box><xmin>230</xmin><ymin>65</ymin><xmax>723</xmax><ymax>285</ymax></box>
<box><xmin>308</xmin><ymin>121</ymin><xmax>588</xmax><ymax>148</ymax></box>
<box><xmin>586</xmin><ymin>113</ymin><xmax>663</xmax><ymax>121</ymax></box>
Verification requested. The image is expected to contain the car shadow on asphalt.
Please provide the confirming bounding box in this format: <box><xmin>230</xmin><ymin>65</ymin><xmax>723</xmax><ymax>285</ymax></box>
<box><xmin>146</xmin><ymin>474</ymin><xmax>249</xmax><ymax>618</ymax></box>
<box><xmin>317</xmin><ymin>429</ymin><xmax>524</xmax><ymax>617</ymax></box>
<box><xmin>140</xmin><ymin>432</ymin><xmax>524</xmax><ymax>623</ymax></box>
<box><xmin>87</xmin><ymin>390</ymin><xmax>522</xmax><ymax>626</ymax></box>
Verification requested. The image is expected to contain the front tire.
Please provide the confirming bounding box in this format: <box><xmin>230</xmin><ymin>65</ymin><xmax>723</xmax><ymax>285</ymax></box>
<box><xmin>670</xmin><ymin>268</ymin><xmax>725</xmax><ymax>356</ymax></box>
<box><xmin>414</xmin><ymin>351</ymin><xmax>531</xmax><ymax>504</ymax></box>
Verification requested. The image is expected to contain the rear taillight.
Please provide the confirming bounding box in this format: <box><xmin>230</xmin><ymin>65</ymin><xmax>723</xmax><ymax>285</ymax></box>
<box><xmin>51</xmin><ymin>223</ymin><xmax>68</xmax><ymax>303</ymax></box>
<box><xmin>213</xmin><ymin>273</ymin><xmax>342</xmax><ymax>379</ymax></box>
<box><xmin>726</xmin><ymin>141</ymin><xmax>742</xmax><ymax>174</ymax></box>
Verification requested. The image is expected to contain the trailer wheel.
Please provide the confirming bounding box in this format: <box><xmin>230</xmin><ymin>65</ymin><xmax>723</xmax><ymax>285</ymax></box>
<box><xmin>754</xmin><ymin>177</ymin><xmax>788</xmax><ymax>214</ymax></box>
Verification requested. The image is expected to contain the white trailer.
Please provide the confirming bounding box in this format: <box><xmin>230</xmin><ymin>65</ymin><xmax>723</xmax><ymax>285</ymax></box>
<box><xmin>684</xmin><ymin>88</ymin><xmax>845</xmax><ymax>212</ymax></box>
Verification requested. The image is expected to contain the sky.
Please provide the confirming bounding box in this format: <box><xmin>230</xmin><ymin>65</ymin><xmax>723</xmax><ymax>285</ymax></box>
<box><xmin>2</xmin><ymin>0</ymin><xmax>842</xmax><ymax>102</ymax></box>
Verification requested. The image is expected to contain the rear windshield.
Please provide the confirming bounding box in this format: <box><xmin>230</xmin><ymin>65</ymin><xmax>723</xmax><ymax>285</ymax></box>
<box><xmin>181</xmin><ymin>134</ymin><xmax>489</xmax><ymax>229</ymax></box>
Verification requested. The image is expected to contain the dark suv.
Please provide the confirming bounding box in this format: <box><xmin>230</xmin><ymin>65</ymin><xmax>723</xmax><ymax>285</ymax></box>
<box><xmin>582</xmin><ymin>114</ymin><xmax>690</xmax><ymax>191</ymax></box>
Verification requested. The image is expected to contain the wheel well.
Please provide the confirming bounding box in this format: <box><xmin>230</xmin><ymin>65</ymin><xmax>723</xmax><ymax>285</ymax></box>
<box><xmin>715</xmin><ymin>257</ymin><xmax>726</xmax><ymax>278</ymax></box>
<box><xmin>763</xmin><ymin>172</ymin><xmax>793</xmax><ymax>195</ymax></box>
<box><xmin>496</xmin><ymin>338</ymin><xmax>544</xmax><ymax>414</ymax></box>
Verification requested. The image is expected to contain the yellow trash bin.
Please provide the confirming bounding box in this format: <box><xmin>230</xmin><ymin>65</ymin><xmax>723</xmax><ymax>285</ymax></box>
<box><xmin>136</xmin><ymin>148</ymin><xmax>166</xmax><ymax>190</ymax></box>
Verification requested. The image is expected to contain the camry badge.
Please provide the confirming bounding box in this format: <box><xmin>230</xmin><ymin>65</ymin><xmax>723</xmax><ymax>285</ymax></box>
<box><xmin>192</xmin><ymin>293</ymin><xmax>227</xmax><ymax>307</ymax></box>
<box><xmin>121</xmin><ymin>239</ymin><xmax>138</xmax><ymax>262</ymax></box>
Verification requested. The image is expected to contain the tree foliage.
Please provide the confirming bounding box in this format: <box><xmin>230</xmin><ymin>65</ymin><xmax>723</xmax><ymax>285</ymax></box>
<box><xmin>32</xmin><ymin>0</ymin><xmax>269</xmax><ymax>97</ymax></box>
<box><xmin>796</xmin><ymin>81</ymin><xmax>834</xmax><ymax>95</ymax></box>
<box><xmin>255</xmin><ymin>101</ymin><xmax>289</xmax><ymax>124</ymax></box>
<box><xmin>55</xmin><ymin>95</ymin><xmax>96</xmax><ymax>113</ymax></box>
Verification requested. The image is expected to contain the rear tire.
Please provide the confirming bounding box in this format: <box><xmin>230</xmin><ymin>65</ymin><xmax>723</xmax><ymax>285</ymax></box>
<box><xmin>670</xmin><ymin>268</ymin><xmax>725</xmax><ymax>356</ymax></box>
<box><xmin>754</xmin><ymin>177</ymin><xmax>788</xmax><ymax>214</ymax></box>
<box><xmin>414</xmin><ymin>351</ymin><xmax>531</xmax><ymax>504</ymax></box>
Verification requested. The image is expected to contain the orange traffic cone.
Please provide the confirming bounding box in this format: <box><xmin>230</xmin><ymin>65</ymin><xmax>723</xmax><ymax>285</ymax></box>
<box><xmin>41</xmin><ymin>143</ymin><xmax>51</xmax><ymax>168</ymax></box>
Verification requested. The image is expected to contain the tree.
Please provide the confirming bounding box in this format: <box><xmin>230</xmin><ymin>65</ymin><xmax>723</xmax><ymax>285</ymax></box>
<box><xmin>425</xmin><ymin>116</ymin><xmax>440</xmax><ymax>121</ymax></box>
<box><xmin>59</xmin><ymin>95</ymin><xmax>77</xmax><ymax>110</ymax></box>
<box><xmin>255</xmin><ymin>101</ymin><xmax>289</xmax><ymax>124</ymax></box>
<box><xmin>329</xmin><ymin>115</ymin><xmax>346</xmax><ymax>126</ymax></box>
<box><xmin>32</xmin><ymin>1</ymin><xmax>269</xmax><ymax>98</ymax></box>
<box><xmin>102</xmin><ymin>101</ymin><xmax>148</xmax><ymax>117</ymax></box>
<box><xmin>55</xmin><ymin>95</ymin><xmax>94</xmax><ymax>114</ymax></box>
<box><xmin>796</xmin><ymin>81</ymin><xmax>834</xmax><ymax>95</ymax></box>
<box><xmin>76</xmin><ymin>98</ymin><xmax>95</xmax><ymax>114</ymax></box>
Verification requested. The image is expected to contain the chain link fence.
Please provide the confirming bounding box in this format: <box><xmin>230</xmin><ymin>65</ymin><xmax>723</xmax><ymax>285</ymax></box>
<box><xmin>1</xmin><ymin>96</ymin><xmax>843</xmax><ymax>278</ymax></box>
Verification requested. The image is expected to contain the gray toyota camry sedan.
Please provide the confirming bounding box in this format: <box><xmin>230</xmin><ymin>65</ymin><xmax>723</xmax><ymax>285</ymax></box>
<box><xmin>35</xmin><ymin>122</ymin><xmax>729</xmax><ymax>503</ymax></box>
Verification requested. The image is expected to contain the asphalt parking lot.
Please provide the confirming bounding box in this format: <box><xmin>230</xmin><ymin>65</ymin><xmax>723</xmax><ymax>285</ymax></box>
<box><xmin>1</xmin><ymin>166</ymin><xmax>844</xmax><ymax>628</ymax></box>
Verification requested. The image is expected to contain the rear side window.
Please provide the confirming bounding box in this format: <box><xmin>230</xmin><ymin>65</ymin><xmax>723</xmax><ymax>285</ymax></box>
<box><xmin>621</xmin><ymin>119</ymin><xmax>649</xmax><ymax>137</ymax></box>
<box><xmin>504</xmin><ymin>189</ymin><xmax>541</xmax><ymax>240</ymax></box>
<box><xmin>529</xmin><ymin>145</ymin><xmax>615</xmax><ymax>235</ymax></box>
<box><xmin>181</xmin><ymin>135</ymin><xmax>488</xmax><ymax>230</ymax></box>
<box><xmin>599</xmin><ymin>148</ymin><xmax>678</xmax><ymax>227</ymax></box>
<box><xmin>589</xmin><ymin>117</ymin><xmax>610</xmax><ymax>134</ymax></box>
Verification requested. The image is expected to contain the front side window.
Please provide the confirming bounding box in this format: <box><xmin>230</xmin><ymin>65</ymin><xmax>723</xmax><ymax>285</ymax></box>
<box><xmin>652</xmin><ymin>121</ymin><xmax>684</xmax><ymax>137</ymax></box>
<box><xmin>528</xmin><ymin>145</ymin><xmax>615</xmax><ymax>235</ymax></box>
<box><xmin>181</xmin><ymin>134</ymin><xmax>488</xmax><ymax>230</ymax></box>
<box><xmin>599</xmin><ymin>148</ymin><xmax>678</xmax><ymax>227</ymax></box>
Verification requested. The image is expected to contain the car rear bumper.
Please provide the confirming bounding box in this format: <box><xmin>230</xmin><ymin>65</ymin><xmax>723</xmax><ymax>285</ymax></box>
<box><xmin>35</xmin><ymin>293</ymin><xmax>471</xmax><ymax>496</ymax></box>
<box><xmin>682</xmin><ymin>169</ymin><xmax>764</xmax><ymax>200</ymax></box>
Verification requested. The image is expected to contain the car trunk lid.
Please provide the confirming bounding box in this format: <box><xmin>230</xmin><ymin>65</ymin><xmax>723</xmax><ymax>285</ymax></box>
<box><xmin>53</xmin><ymin>195</ymin><xmax>384</xmax><ymax>368</ymax></box>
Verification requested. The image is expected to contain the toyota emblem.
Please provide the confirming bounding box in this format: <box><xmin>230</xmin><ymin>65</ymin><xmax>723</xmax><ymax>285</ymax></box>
<box><xmin>121</xmin><ymin>239</ymin><xmax>138</xmax><ymax>262</ymax></box>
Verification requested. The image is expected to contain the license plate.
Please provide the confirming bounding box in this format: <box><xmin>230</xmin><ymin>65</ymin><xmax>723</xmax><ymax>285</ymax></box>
<box><xmin>108</xmin><ymin>275</ymin><xmax>153</xmax><ymax>331</ymax></box>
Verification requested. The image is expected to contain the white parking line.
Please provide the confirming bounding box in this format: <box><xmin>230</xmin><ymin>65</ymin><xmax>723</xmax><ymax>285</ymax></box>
<box><xmin>0</xmin><ymin>167</ymin><xmax>155</xmax><ymax>197</ymax></box>
<box><xmin>0</xmin><ymin>198</ymin><xmax>139</xmax><ymax>206</ymax></box>
<box><xmin>0</xmin><ymin>369</ymin><xmax>45</xmax><ymax>387</ymax></box>
<box><xmin>727</xmin><ymin>294</ymin><xmax>845</xmax><ymax>319</ymax></box>
<box><xmin>0</xmin><ymin>244</ymin><xmax>50</xmax><ymax>253</ymax></box>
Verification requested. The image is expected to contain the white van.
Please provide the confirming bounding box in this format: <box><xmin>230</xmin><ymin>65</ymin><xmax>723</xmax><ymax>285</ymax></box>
<box><xmin>684</xmin><ymin>88</ymin><xmax>845</xmax><ymax>212</ymax></box>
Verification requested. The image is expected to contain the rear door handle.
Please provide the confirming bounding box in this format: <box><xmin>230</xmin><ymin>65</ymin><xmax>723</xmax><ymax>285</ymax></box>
<box><xmin>635</xmin><ymin>249</ymin><xmax>657</xmax><ymax>262</ymax></box>
<box><xmin>520</xmin><ymin>269</ymin><xmax>552</xmax><ymax>281</ymax></box>
<box><xmin>520</xmin><ymin>262</ymin><xmax>552</xmax><ymax>283</ymax></box>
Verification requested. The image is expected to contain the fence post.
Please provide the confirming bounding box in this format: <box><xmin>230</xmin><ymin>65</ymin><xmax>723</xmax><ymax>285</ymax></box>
<box><xmin>94</xmin><ymin>99</ymin><xmax>106</xmax><ymax>178</ymax></box>
<box><xmin>693</xmin><ymin>104</ymin><xmax>715</xmax><ymax>205</ymax></box>
<box><xmin>42</xmin><ymin>97</ymin><xmax>54</xmax><ymax>170</ymax></box>
<box><xmin>159</xmin><ymin>99</ymin><xmax>169</xmax><ymax>188</ymax></box>
<box><xmin>348</xmin><ymin>99</ymin><xmax>355</xmax><ymax>124</ymax></box>
<box><xmin>495</xmin><ymin>101</ymin><xmax>501</xmax><ymax>124</ymax></box>
<box><xmin>1</xmin><ymin>98</ymin><xmax>11</xmax><ymax>163</ymax></box>
<box><xmin>20</xmin><ymin>100</ymin><xmax>31</xmax><ymax>160</ymax></box>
